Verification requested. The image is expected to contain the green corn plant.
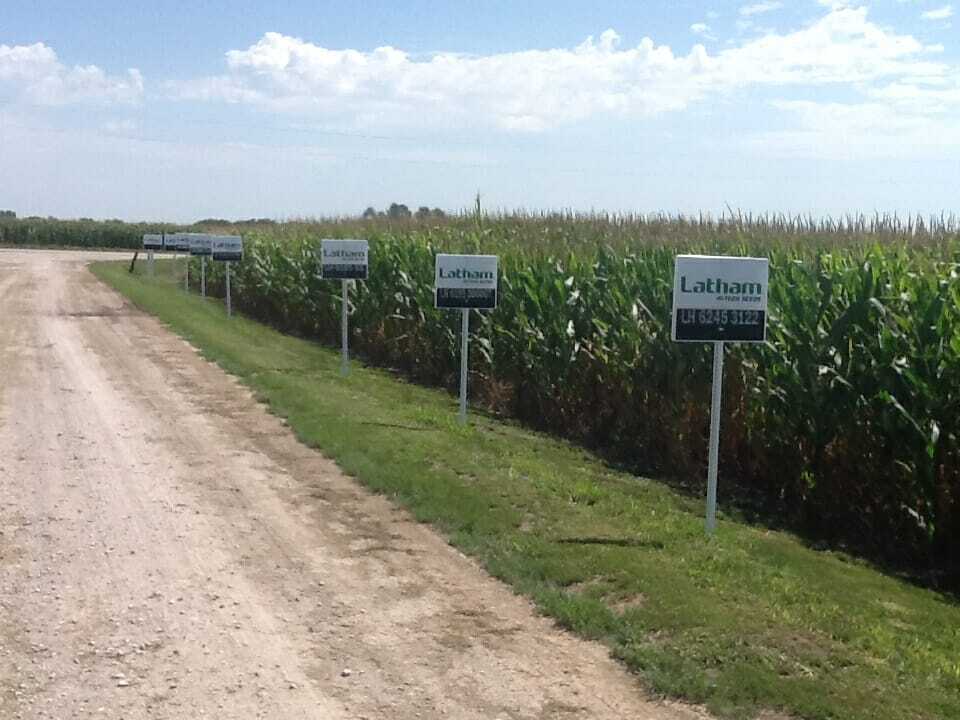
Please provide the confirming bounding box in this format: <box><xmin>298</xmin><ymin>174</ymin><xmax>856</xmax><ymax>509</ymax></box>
<box><xmin>183</xmin><ymin>211</ymin><xmax>960</xmax><ymax>588</ymax></box>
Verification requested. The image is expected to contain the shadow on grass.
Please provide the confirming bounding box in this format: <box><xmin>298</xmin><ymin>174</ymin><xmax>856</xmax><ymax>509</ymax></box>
<box><xmin>359</xmin><ymin>421</ymin><xmax>436</xmax><ymax>432</ymax></box>
<box><xmin>556</xmin><ymin>536</ymin><xmax>666</xmax><ymax>550</ymax></box>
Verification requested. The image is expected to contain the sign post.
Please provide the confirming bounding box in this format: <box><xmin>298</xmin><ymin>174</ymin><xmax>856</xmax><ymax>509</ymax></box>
<box><xmin>142</xmin><ymin>234</ymin><xmax>163</xmax><ymax>276</ymax></box>
<box><xmin>165</xmin><ymin>233</ymin><xmax>191</xmax><ymax>283</ymax></box>
<box><xmin>211</xmin><ymin>235</ymin><xmax>243</xmax><ymax>317</ymax></box>
<box><xmin>181</xmin><ymin>234</ymin><xmax>192</xmax><ymax>290</ymax></box>
<box><xmin>188</xmin><ymin>234</ymin><xmax>213</xmax><ymax>297</ymax></box>
<box><xmin>706</xmin><ymin>340</ymin><xmax>724</xmax><ymax>534</ymax></box>
<box><xmin>671</xmin><ymin>255</ymin><xmax>769</xmax><ymax>535</ymax></box>
<box><xmin>341</xmin><ymin>280</ymin><xmax>349</xmax><ymax>373</ymax></box>
<box><xmin>166</xmin><ymin>233</ymin><xmax>177</xmax><ymax>279</ymax></box>
<box><xmin>435</xmin><ymin>254</ymin><xmax>498</xmax><ymax>425</ymax></box>
<box><xmin>319</xmin><ymin>239</ymin><xmax>369</xmax><ymax>376</ymax></box>
<box><xmin>459</xmin><ymin>307</ymin><xmax>469</xmax><ymax>421</ymax></box>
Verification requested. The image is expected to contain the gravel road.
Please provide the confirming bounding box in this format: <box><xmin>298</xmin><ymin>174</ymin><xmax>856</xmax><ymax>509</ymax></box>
<box><xmin>0</xmin><ymin>249</ymin><xmax>709</xmax><ymax>720</ymax></box>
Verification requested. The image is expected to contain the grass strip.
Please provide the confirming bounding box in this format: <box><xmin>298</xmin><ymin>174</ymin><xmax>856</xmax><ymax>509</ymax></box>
<box><xmin>91</xmin><ymin>260</ymin><xmax>960</xmax><ymax>720</ymax></box>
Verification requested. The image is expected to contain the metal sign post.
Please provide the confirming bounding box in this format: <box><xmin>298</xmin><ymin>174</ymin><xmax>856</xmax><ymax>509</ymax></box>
<box><xmin>142</xmin><ymin>234</ymin><xmax>163</xmax><ymax>277</ymax></box>
<box><xmin>210</xmin><ymin>235</ymin><xmax>243</xmax><ymax>318</ymax></box>
<box><xmin>340</xmin><ymin>280</ymin><xmax>349</xmax><ymax>375</ymax></box>
<box><xmin>188</xmin><ymin>234</ymin><xmax>212</xmax><ymax>297</ymax></box>
<box><xmin>459</xmin><ymin>308</ymin><xmax>470</xmax><ymax>423</ymax></box>
<box><xmin>166</xmin><ymin>233</ymin><xmax>190</xmax><ymax>280</ymax></box>
<box><xmin>151</xmin><ymin>235</ymin><xmax>156</xmax><ymax>276</ymax></box>
<box><xmin>435</xmin><ymin>253</ymin><xmax>499</xmax><ymax>425</ymax></box>
<box><xmin>705</xmin><ymin>341</ymin><xmax>725</xmax><ymax>533</ymax></box>
<box><xmin>225</xmin><ymin>262</ymin><xmax>232</xmax><ymax>316</ymax></box>
<box><xmin>318</xmin><ymin>239</ymin><xmax>370</xmax><ymax>377</ymax></box>
<box><xmin>671</xmin><ymin>254</ymin><xmax>769</xmax><ymax>535</ymax></box>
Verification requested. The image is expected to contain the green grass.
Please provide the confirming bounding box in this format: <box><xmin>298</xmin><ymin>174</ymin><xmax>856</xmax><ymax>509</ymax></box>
<box><xmin>92</xmin><ymin>260</ymin><xmax>960</xmax><ymax>720</ymax></box>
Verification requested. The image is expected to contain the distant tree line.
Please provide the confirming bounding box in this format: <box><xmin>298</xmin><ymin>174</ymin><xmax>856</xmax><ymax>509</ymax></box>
<box><xmin>363</xmin><ymin>203</ymin><xmax>446</xmax><ymax>220</ymax></box>
<box><xmin>0</xmin><ymin>210</ymin><xmax>16</xmax><ymax>219</ymax></box>
<box><xmin>195</xmin><ymin>217</ymin><xmax>277</xmax><ymax>226</ymax></box>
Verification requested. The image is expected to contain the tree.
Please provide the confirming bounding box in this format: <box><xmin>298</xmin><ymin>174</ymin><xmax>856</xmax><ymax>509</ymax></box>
<box><xmin>415</xmin><ymin>206</ymin><xmax>431</xmax><ymax>219</ymax></box>
<box><xmin>362</xmin><ymin>206</ymin><xmax>377</xmax><ymax>219</ymax></box>
<box><xmin>387</xmin><ymin>203</ymin><xmax>411</xmax><ymax>219</ymax></box>
<box><xmin>0</xmin><ymin>210</ymin><xmax>16</xmax><ymax>219</ymax></box>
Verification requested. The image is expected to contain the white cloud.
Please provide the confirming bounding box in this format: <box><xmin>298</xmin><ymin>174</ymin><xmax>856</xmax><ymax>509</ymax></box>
<box><xmin>102</xmin><ymin>119</ymin><xmax>139</xmax><ymax>135</ymax></box>
<box><xmin>921</xmin><ymin>5</ymin><xmax>953</xmax><ymax>20</ymax></box>
<box><xmin>0</xmin><ymin>42</ymin><xmax>143</xmax><ymax>105</ymax></box>
<box><xmin>171</xmin><ymin>6</ymin><xmax>952</xmax><ymax>135</ymax></box>
<box><xmin>739</xmin><ymin>2</ymin><xmax>783</xmax><ymax>16</ymax></box>
<box><xmin>750</xmin><ymin>99</ymin><xmax>960</xmax><ymax>158</ymax></box>
<box><xmin>171</xmin><ymin>75</ymin><xmax>264</xmax><ymax>104</ymax></box>
<box><xmin>177</xmin><ymin>29</ymin><xmax>713</xmax><ymax>131</ymax></box>
<box><xmin>690</xmin><ymin>23</ymin><xmax>716</xmax><ymax>40</ymax></box>
<box><xmin>818</xmin><ymin>0</ymin><xmax>856</xmax><ymax>10</ymax></box>
<box><xmin>719</xmin><ymin>8</ymin><xmax>945</xmax><ymax>84</ymax></box>
<box><xmin>869</xmin><ymin>80</ymin><xmax>960</xmax><ymax>111</ymax></box>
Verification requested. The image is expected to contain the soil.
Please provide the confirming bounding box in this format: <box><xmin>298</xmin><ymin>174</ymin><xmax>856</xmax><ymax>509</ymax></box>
<box><xmin>0</xmin><ymin>249</ymin><xmax>711</xmax><ymax>720</ymax></box>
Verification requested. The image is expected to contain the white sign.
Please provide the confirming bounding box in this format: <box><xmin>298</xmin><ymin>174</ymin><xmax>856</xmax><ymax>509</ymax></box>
<box><xmin>188</xmin><ymin>234</ymin><xmax>213</xmax><ymax>256</ymax></box>
<box><xmin>671</xmin><ymin>255</ymin><xmax>769</xmax><ymax>342</ymax></box>
<box><xmin>211</xmin><ymin>235</ymin><xmax>243</xmax><ymax>262</ymax></box>
<box><xmin>164</xmin><ymin>233</ymin><xmax>191</xmax><ymax>252</ymax></box>
<box><xmin>320</xmin><ymin>239</ymin><xmax>369</xmax><ymax>280</ymax></box>
<box><xmin>435</xmin><ymin>254</ymin><xmax>498</xmax><ymax>310</ymax></box>
<box><xmin>143</xmin><ymin>234</ymin><xmax>164</xmax><ymax>250</ymax></box>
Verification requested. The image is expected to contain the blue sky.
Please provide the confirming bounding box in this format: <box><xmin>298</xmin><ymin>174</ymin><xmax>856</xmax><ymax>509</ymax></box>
<box><xmin>1</xmin><ymin>0</ymin><xmax>959</xmax><ymax>221</ymax></box>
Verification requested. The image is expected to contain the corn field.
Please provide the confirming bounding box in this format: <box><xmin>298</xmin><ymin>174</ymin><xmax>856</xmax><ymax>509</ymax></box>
<box><xmin>192</xmin><ymin>213</ymin><xmax>960</xmax><ymax>587</ymax></box>
<box><xmin>6</xmin><ymin>212</ymin><xmax>958</xmax><ymax>584</ymax></box>
<box><xmin>0</xmin><ymin>217</ymin><xmax>180</xmax><ymax>248</ymax></box>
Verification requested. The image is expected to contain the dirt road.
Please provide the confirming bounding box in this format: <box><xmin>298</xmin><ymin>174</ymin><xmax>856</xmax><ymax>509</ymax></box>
<box><xmin>0</xmin><ymin>249</ymin><xmax>707</xmax><ymax>719</ymax></box>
